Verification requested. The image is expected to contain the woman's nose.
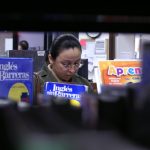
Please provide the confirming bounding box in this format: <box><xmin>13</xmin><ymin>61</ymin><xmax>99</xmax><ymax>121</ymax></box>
<box><xmin>68</xmin><ymin>67</ymin><xmax>76</xmax><ymax>73</ymax></box>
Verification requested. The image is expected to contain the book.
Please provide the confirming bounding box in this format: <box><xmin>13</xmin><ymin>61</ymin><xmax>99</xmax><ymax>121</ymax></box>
<box><xmin>44</xmin><ymin>82</ymin><xmax>88</xmax><ymax>104</ymax></box>
<box><xmin>98</xmin><ymin>60</ymin><xmax>142</xmax><ymax>86</ymax></box>
<box><xmin>0</xmin><ymin>58</ymin><xmax>33</xmax><ymax>104</ymax></box>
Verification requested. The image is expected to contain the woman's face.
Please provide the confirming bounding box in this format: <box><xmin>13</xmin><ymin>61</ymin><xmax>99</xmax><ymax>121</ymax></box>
<box><xmin>50</xmin><ymin>48</ymin><xmax>81</xmax><ymax>81</ymax></box>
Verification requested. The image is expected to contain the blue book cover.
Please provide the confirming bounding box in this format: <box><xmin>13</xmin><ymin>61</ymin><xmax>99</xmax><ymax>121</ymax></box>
<box><xmin>0</xmin><ymin>58</ymin><xmax>33</xmax><ymax>105</ymax></box>
<box><xmin>44</xmin><ymin>82</ymin><xmax>88</xmax><ymax>102</ymax></box>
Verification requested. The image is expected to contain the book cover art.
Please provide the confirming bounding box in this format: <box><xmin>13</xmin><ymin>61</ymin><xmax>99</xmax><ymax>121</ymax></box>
<box><xmin>99</xmin><ymin>60</ymin><xmax>142</xmax><ymax>85</ymax></box>
<box><xmin>0</xmin><ymin>58</ymin><xmax>33</xmax><ymax>104</ymax></box>
<box><xmin>44</xmin><ymin>82</ymin><xmax>88</xmax><ymax>102</ymax></box>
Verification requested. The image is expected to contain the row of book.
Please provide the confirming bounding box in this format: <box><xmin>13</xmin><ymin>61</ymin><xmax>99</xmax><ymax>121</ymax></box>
<box><xmin>0</xmin><ymin>57</ymin><xmax>143</xmax><ymax>105</ymax></box>
<box><xmin>0</xmin><ymin>58</ymin><xmax>88</xmax><ymax>105</ymax></box>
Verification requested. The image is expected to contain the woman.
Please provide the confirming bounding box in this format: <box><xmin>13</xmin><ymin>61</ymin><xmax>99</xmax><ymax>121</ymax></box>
<box><xmin>34</xmin><ymin>34</ymin><xmax>93</xmax><ymax>96</ymax></box>
<box><xmin>18</xmin><ymin>40</ymin><xmax>29</xmax><ymax>50</ymax></box>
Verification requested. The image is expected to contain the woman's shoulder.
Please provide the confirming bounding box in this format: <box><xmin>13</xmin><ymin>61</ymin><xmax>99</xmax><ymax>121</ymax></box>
<box><xmin>74</xmin><ymin>74</ymin><xmax>94</xmax><ymax>93</ymax></box>
<box><xmin>74</xmin><ymin>74</ymin><xmax>90</xmax><ymax>86</ymax></box>
<box><xmin>33</xmin><ymin>64</ymin><xmax>49</xmax><ymax>84</ymax></box>
<box><xmin>35</xmin><ymin>64</ymin><xmax>49</xmax><ymax>77</ymax></box>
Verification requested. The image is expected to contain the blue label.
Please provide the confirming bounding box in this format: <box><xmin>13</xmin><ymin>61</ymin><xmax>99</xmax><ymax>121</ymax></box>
<box><xmin>44</xmin><ymin>82</ymin><xmax>87</xmax><ymax>101</ymax></box>
<box><xmin>0</xmin><ymin>58</ymin><xmax>33</xmax><ymax>105</ymax></box>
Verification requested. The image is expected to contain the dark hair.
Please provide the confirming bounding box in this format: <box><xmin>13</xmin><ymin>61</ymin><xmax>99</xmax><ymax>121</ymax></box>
<box><xmin>50</xmin><ymin>34</ymin><xmax>82</xmax><ymax>59</ymax></box>
<box><xmin>19</xmin><ymin>40</ymin><xmax>29</xmax><ymax>50</ymax></box>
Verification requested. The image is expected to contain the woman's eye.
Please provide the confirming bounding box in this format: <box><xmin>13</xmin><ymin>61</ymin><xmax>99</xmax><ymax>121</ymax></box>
<box><xmin>62</xmin><ymin>63</ymin><xmax>69</xmax><ymax>67</ymax></box>
<box><xmin>75</xmin><ymin>63</ymin><xmax>79</xmax><ymax>66</ymax></box>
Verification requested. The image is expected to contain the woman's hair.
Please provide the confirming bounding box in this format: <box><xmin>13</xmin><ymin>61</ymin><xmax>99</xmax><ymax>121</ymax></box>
<box><xmin>50</xmin><ymin>34</ymin><xmax>82</xmax><ymax>59</ymax></box>
<box><xmin>19</xmin><ymin>40</ymin><xmax>29</xmax><ymax>50</ymax></box>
